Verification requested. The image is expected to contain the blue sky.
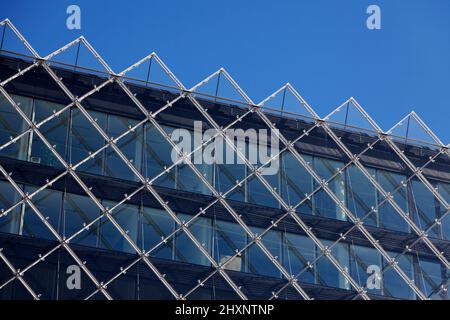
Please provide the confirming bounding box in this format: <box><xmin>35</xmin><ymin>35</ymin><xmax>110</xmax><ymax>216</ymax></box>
<box><xmin>2</xmin><ymin>0</ymin><xmax>450</xmax><ymax>142</ymax></box>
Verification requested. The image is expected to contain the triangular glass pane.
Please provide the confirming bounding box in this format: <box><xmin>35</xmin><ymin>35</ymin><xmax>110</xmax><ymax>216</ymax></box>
<box><xmin>192</xmin><ymin>70</ymin><xmax>249</xmax><ymax>108</ymax></box>
<box><xmin>47</xmin><ymin>40</ymin><xmax>112</xmax><ymax>98</ymax></box>
<box><xmin>325</xmin><ymin>99</ymin><xmax>379</xmax><ymax>135</ymax></box>
<box><xmin>260</xmin><ymin>86</ymin><xmax>315</xmax><ymax>121</ymax></box>
<box><xmin>122</xmin><ymin>54</ymin><xmax>181</xmax><ymax>94</ymax></box>
<box><xmin>389</xmin><ymin>113</ymin><xmax>442</xmax><ymax>150</ymax></box>
<box><xmin>0</xmin><ymin>22</ymin><xmax>36</xmax><ymax>59</ymax></box>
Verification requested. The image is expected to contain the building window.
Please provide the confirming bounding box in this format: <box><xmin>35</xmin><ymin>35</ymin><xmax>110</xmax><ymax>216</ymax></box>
<box><xmin>316</xmin><ymin>240</ymin><xmax>350</xmax><ymax>289</ymax></box>
<box><xmin>214</xmin><ymin>141</ymin><xmax>247</xmax><ymax>202</ymax></box>
<box><xmin>0</xmin><ymin>179</ymin><xmax>23</xmax><ymax>235</ymax></box>
<box><xmin>99</xmin><ymin>200</ymin><xmax>139</xmax><ymax>254</ymax></box>
<box><xmin>247</xmin><ymin>141</ymin><xmax>280</xmax><ymax>208</ymax></box>
<box><xmin>383</xmin><ymin>252</ymin><xmax>415</xmax><ymax>299</ymax></box>
<box><xmin>143</xmin><ymin>124</ymin><xmax>176</xmax><ymax>189</ymax></box>
<box><xmin>313</xmin><ymin>157</ymin><xmax>346</xmax><ymax>221</ymax></box>
<box><xmin>69</xmin><ymin>109</ymin><xmax>107</xmax><ymax>175</ymax></box>
<box><xmin>437</xmin><ymin>182</ymin><xmax>450</xmax><ymax>241</ymax></box>
<box><xmin>21</xmin><ymin>186</ymin><xmax>63</xmax><ymax>240</ymax></box>
<box><xmin>346</xmin><ymin>165</ymin><xmax>378</xmax><ymax>227</ymax></box>
<box><xmin>63</xmin><ymin>192</ymin><xmax>100</xmax><ymax>247</ymax></box>
<box><xmin>177</xmin><ymin>152</ymin><xmax>213</xmax><ymax>196</ymax></box>
<box><xmin>213</xmin><ymin>219</ymin><xmax>246</xmax><ymax>272</ymax></box>
<box><xmin>0</xmin><ymin>94</ymin><xmax>33</xmax><ymax>161</ymax></box>
<box><xmin>416</xmin><ymin>258</ymin><xmax>446</xmax><ymax>300</ymax></box>
<box><xmin>30</xmin><ymin>99</ymin><xmax>69</xmax><ymax>167</ymax></box>
<box><xmin>282</xmin><ymin>232</ymin><xmax>315</xmax><ymax>284</ymax></box>
<box><xmin>280</xmin><ymin>152</ymin><xmax>313</xmax><ymax>215</ymax></box>
<box><xmin>349</xmin><ymin>244</ymin><xmax>382</xmax><ymax>296</ymax></box>
<box><xmin>105</xmin><ymin>115</ymin><xmax>143</xmax><ymax>181</ymax></box>
<box><xmin>141</xmin><ymin>206</ymin><xmax>175</xmax><ymax>260</ymax></box>
<box><xmin>247</xmin><ymin>227</ymin><xmax>282</xmax><ymax>278</ymax></box>
<box><xmin>377</xmin><ymin>170</ymin><xmax>410</xmax><ymax>233</ymax></box>
<box><xmin>410</xmin><ymin>179</ymin><xmax>440</xmax><ymax>238</ymax></box>
<box><xmin>175</xmin><ymin>213</ymin><xmax>212</xmax><ymax>266</ymax></box>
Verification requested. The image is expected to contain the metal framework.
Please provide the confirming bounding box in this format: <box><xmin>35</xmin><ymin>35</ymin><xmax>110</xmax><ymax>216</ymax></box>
<box><xmin>0</xmin><ymin>18</ymin><xmax>448</xmax><ymax>300</ymax></box>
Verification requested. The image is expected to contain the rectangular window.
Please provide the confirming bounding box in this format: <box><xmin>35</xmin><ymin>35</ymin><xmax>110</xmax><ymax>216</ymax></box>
<box><xmin>215</xmin><ymin>143</ymin><xmax>247</xmax><ymax>202</ymax></box>
<box><xmin>246</xmin><ymin>141</ymin><xmax>280</xmax><ymax>208</ymax></box>
<box><xmin>383</xmin><ymin>252</ymin><xmax>415</xmax><ymax>299</ymax></box>
<box><xmin>21</xmin><ymin>186</ymin><xmax>63</xmax><ymax>240</ymax></box>
<box><xmin>313</xmin><ymin>157</ymin><xmax>346</xmax><ymax>221</ymax></box>
<box><xmin>349</xmin><ymin>244</ymin><xmax>382</xmax><ymax>296</ymax></box>
<box><xmin>377</xmin><ymin>170</ymin><xmax>410</xmax><ymax>233</ymax></box>
<box><xmin>0</xmin><ymin>94</ymin><xmax>32</xmax><ymax>160</ymax></box>
<box><xmin>99</xmin><ymin>200</ymin><xmax>139</xmax><ymax>254</ymax></box>
<box><xmin>282</xmin><ymin>232</ymin><xmax>315</xmax><ymax>284</ymax></box>
<box><xmin>105</xmin><ymin>115</ymin><xmax>143</xmax><ymax>181</ymax></box>
<box><xmin>143</xmin><ymin>124</ymin><xmax>176</xmax><ymax>189</ymax></box>
<box><xmin>141</xmin><ymin>207</ymin><xmax>175</xmax><ymax>260</ymax></box>
<box><xmin>246</xmin><ymin>227</ymin><xmax>282</xmax><ymax>278</ymax></box>
<box><xmin>0</xmin><ymin>179</ymin><xmax>23</xmax><ymax>234</ymax></box>
<box><xmin>410</xmin><ymin>179</ymin><xmax>440</xmax><ymax>238</ymax></box>
<box><xmin>416</xmin><ymin>258</ymin><xmax>445</xmax><ymax>300</ymax></box>
<box><xmin>63</xmin><ymin>192</ymin><xmax>100</xmax><ymax>247</ymax></box>
<box><xmin>69</xmin><ymin>109</ymin><xmax>107</xmax><ymax>175</ymax></box>
<box><xmin>346</xmin><ymin>165</ymin><xmax>378</xmax><ymax>227</ymax></box>
<box><xmin>280</xmin><ymin>152</ymin><xmax>313</xmax><ymax>214</ymax></box>
<box><xmin>316</xmin><ymin>239</ymin><xmax>350</xmax><ymax>289</ymax></box>
<box><xmin>437</xmin><ymin>182</ymin><xmax>450</xmax><ymax>241</ymax></box>
<box><xmin>30</xmin><ymin>99</ymin><xmax>69</xmax><ymax>167</ymax></box>
<box><xmin>213</xmin><ymin>219</ymin><xmax>246</xmax><ymax>272</ymax></box>
<box><xmin>175</xmin><ymin>213</ymin><xmax>212</xmax><ymax>266</ymax></box>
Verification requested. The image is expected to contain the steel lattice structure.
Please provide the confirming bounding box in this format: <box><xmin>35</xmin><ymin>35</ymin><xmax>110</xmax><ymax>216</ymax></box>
<box><xmin>0</xmin><ymin>18</ymin><xmax>448</xmax><ymax>300</ymax></box>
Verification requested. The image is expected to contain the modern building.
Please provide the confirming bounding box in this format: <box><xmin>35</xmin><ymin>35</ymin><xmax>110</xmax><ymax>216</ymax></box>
<box><xmin>0</xmin><ymin>19</ymin><xmax>448</xmax><ymax>300</ymax></box>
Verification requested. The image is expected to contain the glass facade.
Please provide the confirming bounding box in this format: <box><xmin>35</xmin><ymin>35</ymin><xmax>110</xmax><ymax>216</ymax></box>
<box><xmin>0</xmin><ymin>94</ymin><xmax>448</xmax><ymax>300</ymax></box>
<box><xmin>0</xmin><ymin>181</ymin><xmax>447</xmax><ymax>299</ymax></box>
<box><xmin>0</xmin><ymin>94</ymin><xmax>448</xmax><ymax>241</ymax></box>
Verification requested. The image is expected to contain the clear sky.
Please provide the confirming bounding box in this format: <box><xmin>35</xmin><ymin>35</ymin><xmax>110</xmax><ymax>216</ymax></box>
<box><xmin>2</xmin><ymin>0</ymin><xmax>450</xmax><ymax>142</ymax></box>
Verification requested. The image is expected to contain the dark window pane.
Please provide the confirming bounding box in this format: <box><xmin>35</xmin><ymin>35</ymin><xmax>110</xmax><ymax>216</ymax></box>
<box><xmin>377</xmin><ymin>170</ymin><xmax>409</xmax><ymax>233</ymax></box>
<box><xmin>99</xmin><ymin>200</ymin><xmax>139</xmax><ymax>254</ymax></box>
<box><xmin>215</xmin><ymin>140</ymin><xmax>246</xmax><ymax>202</ymax></box>
<box><xmin>346</xmin><ymin>165</ymin><xmax>378</xmax><ymax>226</ymax></box>
<box><xmin>282</xmin><ymin>233</ymin><xmax>315</xmax><ymax>283</ymax></box>
<box><xmin>175</xmin><ymin>213</ymin><xmax>212</xmax><ymax>266</ymax></box>
<box><xmin>213</xmin><ymin>219</ymin><xmax>246</xmax><ymax>272</ymax></box>
<box><xmin>437</xmin><ymin>182</ymin><xmax>450</xmax><ymax>241</ymax></box>
<box><xmin>63</xmin><ymin>192</ymin><xmax>100</xmax><ymax>247</ymax></box>
<box><xmin>383</xmin><ymin>252</ymin><xmax>415</xmax><ymax>299</ymax></box>
<box><xmin>69</xmin><ymin>109</ymin><xmax>106</xmax><ymax>175</ymax></box>
<box><xmin>316</xmin><ymin>240</ymin><xmax>350</xmax><ymax>289</ymax></box>
<box><xmin>143</xmin><ymin>124</ymin><xmax>176</xmax><ymax>188</ymax></box>
<box><xmin>280</xmin><ymin>152</ymin><xmax>313</xmax><ymax>214</ymax></box>
<box><xmin>22</xmin><ymin>186</ymin><xmax>62</xmax><ymax>240</ymax></box>
<box><xmin>30</xmin><ymin>99</ymin><xmax>69</xmax><ymax>167</ymax></box>
<box><xmin>105</xmin><ymin>115</ymin><xmax>143</xmax><ymax>181</ymax></box>
<box><xmin>349</xmin><ymin>245</ymin><xmax>382</xmax><ymax>296</ymax></box>
<box><xmin>247</xmin><ymin>227</ymin><xmax>282</xmax><ymax>278</ymax></box>
<box><xmin>0</xmin><ymin>94</ymin><xmax>32</xmax><ymax>160</ymax></box>
<box><xmin>0</xmin><ymin>180</ymin><xmax>23</xmax><ymax>234</ymax></box>
<box><xmin>416</xmin><ymin>258</ymin><xmax>445</xmax><ymax>300</ymax></box>
<box><xmin>142</xmin><ymin>207</ymin><xmax>174</xmax><ymax>260</ymax></box>
<box><xmin>247</xmin><ymin>140</ymin><xmax>280</xmax><ymax>208</ymax></box>
<box><xmin>410</xmin><ymin>179</ymin><xmax>440</xmax><ymax>238</ymax></box>
<box><xmin>313</xmin><ymin>157</ymin><xmax>346</xmax><ymax>221</ymax></box>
